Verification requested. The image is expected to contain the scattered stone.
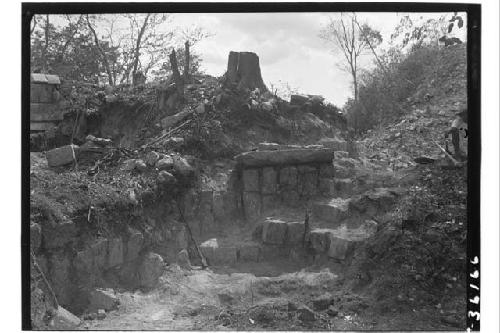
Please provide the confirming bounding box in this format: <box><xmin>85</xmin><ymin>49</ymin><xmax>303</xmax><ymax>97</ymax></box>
<box><xmin>195</xmin><ymin>103</ymin><xmax>205</xmax><ymax>114</ymax></box>
<box><xmin>312</xmin><ymin>293</ymin><xmax>334</xmax><ymax>311</ymax></box>
<box><xmin>134</xmin><ymin>159</ymin><xmax>147</xmax><ymax>172</ymax></box>
<box><xmin>145</xmin><ymin>151</ymin><xmax>160</xmax><ymax>166</ymax></box>
<box><xmin>88</xmin><ymin>288</ymin><xmax>119</xmax><ymax>313</ymax></box>
<box><xmin>156</xmin><ymin>156</ymin><xmax>174</xmax><ymax>170</ymax></box>
<box><xmin>160</xmin><ymin>107</ymin><xmax>193</xmax><ymax>129</ymax></box>
<box><xmin>262</xmin><ymin>219</ymin><xmax>287</xmax><ymax>245</ymax></box>
<box><xmin>97</xmin><ymin>309</ymin><xmax>106</xmax><ymax>320</ymax></box>
<box><xmin>290</xmin><ymin>94</ymin><xmax>309</xmax><ymax>106</ymax></box>
<box><xmin>177</xmin><ymin>249</ymin><xmax>192</xmax><ymax>269</ymax></box>
<box><xmin>158</xmin><ymin>170</ymin><xmax>176</xmax><ymax>184</ymax></box>
<box><xmin>30</xmin><ymin>222</ymin><xmax>42</xmax><ymax>251</ymax></box>
<box><xmin>327</xmin><ymin>306</ymin><xmax>339</xmax><ymax>317</ymax></box>
<box><xmin>287</xmin><ymin>301</ymin><xmax>298</xmax><ymax>312</ymax></box>
<box><xmin>165</xmin><ymin>137</ymin><xmax>185</xmax><ymax>148</ymax></box>
<box><xmin>172</xmin><ymin>156</ymin><xmax>194</xmax><ymax>176</ymax></box>
<box><xmin>261</xmin><ymin>101</ymin><xmax>274</xmax><ymax>111</ymax></box>
<box><xmin>46</xmin><ymin>145</ymin><xmax>78</xmax><ymax>167</ymax></box>
<box><xmin>297</xmin><ymin>305</ymin><xmax>316</xmax><ymax>322</ymax></box>
<box><xmin>50</xmin><ymin>306</ymin><xmax>81</xmax><ymax>329</ymax></box>
<box><xmin>309</xmin><ymin>95</ymin><xmax>325</xmax><ymax>104</ymax></box>
<box><xmin>122</xmin><ymin>159</ymin><xmax>137</xmax><ymax>171</ymax></box>
<box><xmin>137</xmin><ymin>252</ymin><xmax>165</xmax><ymax>289</ymax></box>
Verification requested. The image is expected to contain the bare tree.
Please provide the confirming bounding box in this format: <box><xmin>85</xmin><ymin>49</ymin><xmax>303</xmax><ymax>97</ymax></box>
<box><xmin>86</xmin><ymin>15</ymin><xmax>115</xmax><ymax>85</ymax></box>
<box><xmin>320</xmin><ymin>13</ymin><xmax>381</xmax><ymax>101</ymax></box>
<box><xmin>120</xmin><ymin>13</ymin><xmax>172</xmax><ymax>85</ymax></box>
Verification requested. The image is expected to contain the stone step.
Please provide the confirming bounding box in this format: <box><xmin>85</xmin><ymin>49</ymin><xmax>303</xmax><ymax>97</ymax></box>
<box><xmin>312</xmin><ymin>187</ymin><xmax>403</xmax><ymax>227</ymax></box>
<box><xmin>308</xmin><ymin>220</ymin><xmax>377</xmax><ymax>260</ymax></box>
<box><xmin>318</xmin><ymin>178</ymin><xmax>355</xmax><ymax>198</ymax></box>
<box><xmin>312</xmin><ymin>198</ymin><xmax>354</xmax><ymax>228</ymax></box>
<box><xmin>253</xmin><ymin>218</ymin><xmax>306</xmax><ymax>246</ymax></box>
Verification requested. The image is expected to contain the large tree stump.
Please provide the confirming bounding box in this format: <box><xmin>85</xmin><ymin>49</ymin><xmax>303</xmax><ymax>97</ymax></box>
<box><xmin>225</xmin><ymin>51</ymin><xmax>268</xmax><ymax>92</ymax></box>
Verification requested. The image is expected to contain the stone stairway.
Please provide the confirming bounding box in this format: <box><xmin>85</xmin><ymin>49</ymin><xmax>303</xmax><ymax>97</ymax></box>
<box><xmin>248</xmin><ymin>152</ymin><xmax>404</xmax><ymax>264</ymax></box>
<box><xmin>197</xmin><ymin>149</ymin><xmax>404</xmax><ymax>267</ymax></box>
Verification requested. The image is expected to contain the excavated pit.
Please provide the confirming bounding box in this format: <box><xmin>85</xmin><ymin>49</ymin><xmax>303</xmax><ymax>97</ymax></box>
<box><xmin>31</xmin><ymin>144</ymin><xmax>402</xmax><ymax>330</ymax></box>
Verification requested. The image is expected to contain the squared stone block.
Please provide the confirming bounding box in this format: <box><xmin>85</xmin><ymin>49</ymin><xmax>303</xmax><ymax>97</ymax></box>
<box><xmin>259</xmin><ymin>245</ymin><xmax>290</xmax><ymax>260</ymax></box>
<box><xmin>286</xmin><ymin>222</ymin><xmax>305</xmax><ymax>244</ymax></box>
<box><xmin>126</xmin><ymin>229</ymin><xmax>144</xmax><ymax>262</ymax></box>
<box><xmin>242</xmin><ymin>169</ymin><xmax>260</xmax><ymax>192</ymax></box>
<box><xmin>312</xmin><ymin>198</ymin><xmax>350</xmax><ymax>226</ymax></box>
<box><xmin>238</xmin><ymin>244</ymin><xmax>261</xmax><ymax>262</ymax></box>
<box><xmin>243</xmin><ymin>192</ymin><xmax>261</xmax><ymax>221</ymax></box>
<box><xmin>298</xmin><ymin>168</ymin><xmax>319</xmax><ymax>196</ymax></box>
<box><xmin>327</xmin><ymin>235</ymin><xmax>355</xmax><ymax>260</ymax></box>
<box><xmin>262</xmin><ymin>194</ymin><xmax>279</xmax><ymax>213</ymax></box>
<box><xmin>279</xmin><ymin>166</ymin><xmax>298</xmax><ymax>189</ymax></box>
<box><xmin>107</xmin><ymin>237</ymin><xmax>124</xmax><ymax>268</ymax></box>
<box><xmin>262</xmin><ymin>219</ymin><xmax>287</xmax><ymax>245</ymax></box>
<box><xmin>309</xmin><ymin>229</ymin><xmax>331</xmax><ymax>253</ymax></box>
<box><xmin>281</xmin><ymin>190</ymin><xmax>299</xmax><ymax>206</ymax></box>
<box><xmin>262</xmin><ymin>167</ymin><xmax>277</xmax><ymax>194</ymax></box>
<box><xmin>90</xmin><ymin>238</ymin><xmax>108</xmax><ymax>269</ymax></box>
<box><xmin>46</xmin><ymin>145</ymin><xmax>78</xmax><ymax>167</ymax></box>
<box><xmin>319</xmin><ymin>164</ymin><xmax>335</xmax><ymax>178</ymax></box>
<box><xmin>213</xmin><ymin>247</ymin><xmax>238</xmax><ymax>265</ymax></box>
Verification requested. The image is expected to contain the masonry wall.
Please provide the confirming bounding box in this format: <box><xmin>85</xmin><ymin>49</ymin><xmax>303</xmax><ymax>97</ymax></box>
<box><xmin>234</xmin><ymin>162</ymin><xmax>335</xmax><ymax>221</ymax></box>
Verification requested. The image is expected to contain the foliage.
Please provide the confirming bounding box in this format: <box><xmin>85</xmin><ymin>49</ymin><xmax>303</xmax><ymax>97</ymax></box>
<box><xmin>30</xmin><ymin>14</ymin><xmax>212</xmax><ymax>85</ymax></box>
<box><xmin>30</xmin><ymin>15</ymin><xmax>109</xmax><ymax>83</ymax></box>
<box><xmin>343</xmin><ymin>13</ymin><xmax>465</xmax><ymax>134</ymax></box>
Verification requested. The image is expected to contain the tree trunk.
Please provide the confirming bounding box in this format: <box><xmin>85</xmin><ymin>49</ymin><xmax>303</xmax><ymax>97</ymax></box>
<box><xmin>224</xmin><ymin>51</ymin><xmax>268</xmax><ymax>92</ymax></box>
<box><xmin>43</xmin><ymin>14</ymin><xmax>49</xmax><ymax>72</ymax></box>
<box><xmin>131</xmin><ymin>14</ymin><xmax>150</xmax><ymax>85</ymax></box>
<box><xmin>86</xmin><ymin>15</ymin><xmax>114</xmax><ymax>86</ymax></box>
<box><xmin>169</xmin><ymin>49</ymin><xmax>184</xmax><ymax>100</ymax></box>
<box><xmin>183</xmin><ymin>41</ymin><xmax>190</xmax><ymax>82</ymax></box>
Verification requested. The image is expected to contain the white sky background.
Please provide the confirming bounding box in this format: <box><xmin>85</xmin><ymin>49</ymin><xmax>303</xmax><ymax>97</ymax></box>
<box><xmin>171</xmin><ymin>12</ymin><xmax>467</xmax><ymax>106</ymax></box>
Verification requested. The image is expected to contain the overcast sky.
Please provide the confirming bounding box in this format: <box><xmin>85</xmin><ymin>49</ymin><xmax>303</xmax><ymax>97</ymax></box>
<box><xmin>172</xmin><ymin>12</ymin><xmax>466</xmax><ymax>106</ymax></box>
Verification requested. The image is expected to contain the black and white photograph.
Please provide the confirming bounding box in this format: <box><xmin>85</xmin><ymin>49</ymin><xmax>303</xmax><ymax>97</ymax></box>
<box><xmin>20</xmin><ymin>2</ymin><xmax>489</xmax><ymax>331</ymax></box>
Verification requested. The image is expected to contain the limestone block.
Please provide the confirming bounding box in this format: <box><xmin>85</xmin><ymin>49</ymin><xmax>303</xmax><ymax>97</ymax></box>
<box><xmin>261</xmin><ymin>167</ymin><xmax>277</xmax><ymax>194</ymax></box>
<box><xmin>262</xmin><ymin>219</ymin><xmax>287</xmax><ymax>245</ymax></box>
<box><xmin>242</xmin><ymin>169</ymin><xmax>260</xmax><ymax>192</ymax></box>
